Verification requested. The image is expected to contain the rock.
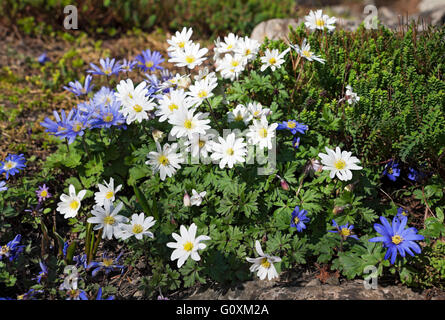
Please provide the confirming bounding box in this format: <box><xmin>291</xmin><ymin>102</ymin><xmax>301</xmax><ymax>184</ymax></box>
<box><xmin>250</xmin><ymin>19</ymin><xmax>302</xmax><ymax>42</ymax></box>
<box><xmin>186</xmin><ymin>278</ymin><xmax>426</xmax><ymax>300</ymax></box>
<box><xmin>418</xmin><ymin>0</ymin><xmax>445</xmax><ymax>25</ymax></box>
<box><xmin>305</xmin><ymin>278</ymin><xmax>321</xmax><ymax>287</ymax></box>
<box><xmin>325</xmin><ymin>276</ymin><xmax>340</xmax><ymax>286</ymax></box>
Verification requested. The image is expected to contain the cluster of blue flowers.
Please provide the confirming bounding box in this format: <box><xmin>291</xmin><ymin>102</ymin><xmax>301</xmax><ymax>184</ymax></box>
<box><xmin>0</xmin><ymin>234</ymin><xmax>25</xmax><ymax>262</ymax></box>
<box><xmin>41</xmin><ymin>50</ymin><xmax>169</xmax><ymax>145</ymax></box>
<box><xmin>382</xmin><ymin>160</ymin><xmax>427</xmax><ymax>182</ymax></box>
<box><xmin>276</xmin><ymin>120</ymin><xmax>308</xmax><ymax>149</ymax></box>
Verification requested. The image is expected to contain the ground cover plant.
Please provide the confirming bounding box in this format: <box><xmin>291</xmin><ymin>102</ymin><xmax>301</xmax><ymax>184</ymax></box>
<box><xmin>0</xmin><ymin>8</ymin><xmax>444</xmax><ymax>300</ymax></box>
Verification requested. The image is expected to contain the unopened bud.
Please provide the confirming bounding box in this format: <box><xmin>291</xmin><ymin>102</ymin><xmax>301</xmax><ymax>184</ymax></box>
<box><xmin>332</xmin><ymin>206</ymin><xmax>345</xmax><ymax>215</ymax></box>
<box><xmin>280</xmin><ymin>179</ymin><xmax>289</xmax><ymax>191</ymax></box>
<box><xmin>183</xmin><ymin>192</ymin><xmax>191</xmax><ymax>207</ymax></box>
<box><xmin>310</xmin><ymin>159</ymin><xmax>323</xmax><ymax>173</ymax></box>
<box><xmin>344</xmin><ymin>184</ymin><xmax>354</xmax><ymax>192</ymax></box>
<box><xmin>152</xmin><ymin>128</ymin><xmax>165</xmax><ymax>142</ymax></box>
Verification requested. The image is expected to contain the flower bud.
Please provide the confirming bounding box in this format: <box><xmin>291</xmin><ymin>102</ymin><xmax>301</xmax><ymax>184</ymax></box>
<box><xmin>152</xmin><ymin>128</ymin><xmax>165</xmax><ymax>142</ymax></box>
<box><xmin>332</xmin><ymin>206</ymin><xmax>345</xmax><ymax>215</ymax></box>
<box><xmin>183</xmin><ymin>192</ymin><xmax>191</xmax><ymax>207</ymax></box>
<box><xmin>344</xmin><ymin>184</ymin><xmax>354</xmax><ymax>193</ymax></box>
<box><xmin>280</xmin><ymin>179</ymin><xmax>289</xmax><ymax>191</ymax></box>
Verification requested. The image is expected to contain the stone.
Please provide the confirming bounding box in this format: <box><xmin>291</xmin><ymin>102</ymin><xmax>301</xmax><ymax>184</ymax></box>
<box><xmin>186</xmin><ymin>278</ymin><xmax>426</xmax><ymax>300</ymax></box>
<box><xmin>250</xmin><ymin>18</ymin><xmax>302</xmax><ymax>42</ymax></box>
<box><xmin>418</xmin><ymin>0</ymin><xmax>445</xmax><ymax>25</ymax></box>
<box><xmin>305</xmin><ymin>278</ymin><xmax>321</xmax><ymax>287</ymax></box>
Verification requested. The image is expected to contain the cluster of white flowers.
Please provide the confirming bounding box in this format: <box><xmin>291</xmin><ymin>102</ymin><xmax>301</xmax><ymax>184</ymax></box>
<box><xmin>57</xmin><ymin>179</ymin><xmax>157</xmax><ymax>241</ymax></box>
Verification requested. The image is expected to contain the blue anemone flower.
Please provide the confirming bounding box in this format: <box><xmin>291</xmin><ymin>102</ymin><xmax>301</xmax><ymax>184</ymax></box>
<box><xmin>0</xmin><ymin>234</ymin><xmax>25</xmax><ymax>262</ymax></box>
<box><xmin>64</xmin><ymin>110</ymin><xmax>91</xmax><ymax>144</ymax></box>
<box><xmin>396</xmin><ymin>207</ymin><xmax>409</xmax><ymax>220</ymax></box>
<box><xmin>17</xmin><ymin>289</ymin><xmax>43</xmax><ymax>300</ymax></box>
<box><xmin>144</xmin><ymin>73</ymin><xmax>165</xmax><ymax>99</ymax></box>
<box><xmin>329</xmin><ymin>220</ymin><xmax>359</xmax><ymax>240</ymax></box>
<box><xmin>120</xmin><ymin>59</ymin><xmax>138</xmax><ymax>73</ymax></box>
<box><xmin>93</xmin><ymin>86</ymin><xmax>116</xmax><ymax>107</ymax></box>
<box><xmin>408</xmin><ymin>167</ymin><xmax>427</xmax><ymax>182</ymax></box>
<box><xmin>38</xmin><ymin>52</ymin><xmax>50</xmax><ymax>65</ymax></box>
<box><xmin>87</xmin><ymin>252</ymin><xmax>125</xmax><ymax>277</ymax></box>
<box><xmin>0</xmin><ymin>181</ymin><xmax>7</xmax><ymax>192</ymax></box>
<box><xmin>88</xmin><ymin>57</ymin><xmax>122</xmax><ymax>76</ymax></box>
<box><xmin>292</xmin><ymin>136</ymin><xmax>300</xmax><ymax>149</ymax></box>
<box><xmin>369</xmin><ymin>215</ymin><xmax>424</xmax><ymax>264</ymax></box>
<box><xmin>73</xmin><ymin>253</ymin><xmax>88</xmax><ymax>269</ymax></box>
<box><xmin>63</xmin><ymin>75</ymin><xmax>94</xmax><ymax>96</ymax></box>
<box><xmin>290</xmin><ymin>206</ymin><xmax>310</xmax><ymax>232</ymax></box>
<box><xmin>0</xmin><ymin>154</ymin><xmax>26</xmax><ymax>179</ymax></box>
<box><xmin>276</xmin><ymin>120</ymin><xmax>308</xmax><ymax>135</ymax></box>
<box><xmin>40</xmin><ymin>109</ymin><xmax>75</xmax><ymax>141</ymax></box>
<box><xmin>383</xmin><ymin>160</ymin><xmax>400</xmax><ymax>181</ymax></box>
<box><xmin>136</xmin><ymin>49</ymin><xmax>164</xmax><ymax>72</ymax></box>
<box><xmin>91</xmin><ymin>100</ymin><xmax>126</xmax><ymax>129</ymax></box>
<box><xmin>34</xmin><ymin>261</ymin><xmax>48</xmax><ymax>284</ymax></box>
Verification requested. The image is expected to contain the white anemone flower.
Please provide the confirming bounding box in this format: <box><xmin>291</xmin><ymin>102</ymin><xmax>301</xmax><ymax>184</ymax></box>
<box><xmin>115</xmin><ymin>79</ymin><xmax>147</xmax><ymax>107</ymax></box>
<box><xmin>304</xmin><ymin>9</ymin><xmax>336</xmax><ymax>32</ymax></box>
<box><xmin>56</xmin><ymin>184</ymin><xmax>87</xmax><ymax>219</ymax></box>
<box><xmin>166</xmin><ymin>223</ymin><xmax>211</xmax><ymax>268</ymax></box>
<box><xmin>168</xmin><ymin>42</ymin><xmax>208</xmax><ymax>69</ymax></box>
<box><xmin>94</xmin><ymin>177</ymin><xmax>122</xmax><ymax>207</ymax></box>
<box><xmin>290</xmin><ymin>38</ymin><xmax>325</xmax><ymax>64</ymax></box>
<box><xmin>247</xmin><ymin>101</ymin><xmax>271</xmax><ymax>119</ymax></box>
<box><xmin>146</xmin><ymin>142</ymin><xmax>184</xmax><ymax>181</ymax></box>
<box><xmin>168</xmin><ymin>106</ymin><xmax>211</xmax><ymax>139</ymax></box>
<box><xmin>260</xmin><ymin>48</ymin><xmax>290</xmax><ymax>72</ymax></box>
<box><xmin>87</xmin><ymin>201</ymin><xmax>128</xmax><ymax>240</ymax></box>
<box><xmin>216</xmin><ymin>53</ymin><xmax>246</xmax><ymax>81</ymax></box>
<box><xmin>227</xmin><ymin>104</ymin><xmax>253</xmax><ymax>125</ymax></box>
<box><xmin>210</xmin><ymin>132</ymin><xmax>247</xmax><ymax>169</ymax></box>
<box><xmin>246</xmin><ymin>116</ymin><xmax>278</xmax><ymax>150</ymax></box>
<box><xmin>345</xmin><ymin>85</ymin><xmax>360</xmax><ymax>105</ymax></box>
<box><xmin>184</xmin><ymin>132</ymin><xmax>216</xmax><ymax>158</ymax></box>
<box><xmin>187</xmin><ymin>77</ymin><xmax>218</xmax><ymax>107</ymax></box>
<box><xmin>155</xmin><ymin>89</ymin><xmax>191</xmax><ymax>122</ymax></box>
<box><xmin>216</xmin><ymin>33</ymin><xmax>240</xmax><ymax>54</ymax></box>
<box><xmin>318</xmin><ymin>146</ymin><xmax>362</xmax><ymax>181</ymax></box>
<box><xmin>190</xmin><ymin>189</ymin><xmax>207</xmax><ymax>206</ymax></box>
<box><xmin>167</xmin><ymin>27</ymin><xmax>193</xmax><ymax>52</ymax></box>
<box><xmin>117</xmin><ymin>213</ymin><xmax>156</xmax><ymax>240</ymax></box>
<box><xmin>246</xmin><ymin>240</ymin><xmax>282</xmax><ymax>281</ymax></box>
<box><xmin>234</xmin><ymin>36</ymin><xmax>260</xmax><ymax>62</ymax></box>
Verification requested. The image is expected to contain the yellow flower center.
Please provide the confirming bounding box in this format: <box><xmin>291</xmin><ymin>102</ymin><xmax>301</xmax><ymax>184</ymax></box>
<box><xmin>105</xmin><ymin>97</ymin><xmax>111</xmax><ymax>105</ymax></box>
<box><xmin>4</xmin><ymin>161</ymin><xmax>16</xmax><ymax>170</ymax></box>
<box><xmin>185</xmin><ymin>56</ymin><xmax>195</xmax><ymax>64</ymax></box>
<box><xmin>227</xmin><ymin>44</ymin><xmax>233</xmax><ymax>50</ymax></box>
<box><xmin>103</xmin><ymin>216</ymin><xmax>116</xmax><ymax>225</ymax></box>
<box><xmin>287</xmin><ymin>121</ymin><xmax>296</xmax><ymax>128</ymax></box>
<box><xmin>72</xmin><ymin>123</ymin><xmax>82</xmax><ymax>132</ymax></box>
<box><xmin>102</xmin><ymin>258</ymin><xmax>114</xmax><ymax>267</ymax></box>
<box><xmin>392</xmin><ymin>235</ymin><xmax>403</xmax><ymax>245</ymax></box>
<box><xmin>145</xmin><ymin>61</ymin><xmax>154</xmax><ymax>68</ymax></box>
<box><xmin>269</xmin><ymin>57</ymin><xmax>277</xmax><ymax>65</ymax></box>
<box><xmin>184</xmin><ymin>119</ymin><xmax>194</xmax><ymax>129</ymax></box>
<box><xmin>1</xmin><ymin>245</ymin><xmax>9</xmax><ymax>254</ymax></box>
<box><xmin>231</xmin><ymin>60</ymin><xmax>239</xmax><ymax>67</ymax></box>
<box><xmin>259</xmin><ymin>128</ymin><xmax>268</xmax><ymax>138</ymax></box>
<box><xmin>302</xmin><ymin>50</ymin><xmax>312</xmax><ymax>58</ymax></box>
<box><xmin>260</xmin><ymin>258</ymin><xmax>271</xmax><ymax>269</ymax></box>
<box><xmin>103</xmin><ymin>113</ymin><xmax>114</xmax><ymax>122</ymax></box>
<box><xmin>340</xmin><ymin>228</ymin><xmax>351</xmax><ymax>237</ymax></box>
<box><xmin>334</xmin><ymin>159</ymin><xmax>346</xmax><ymax>170</ymax></box>
<box><xmin>245</xmin><ymin>49</ymin><xmax>251</xmax><ymax>56</ymax></box>
<box><xmin>235</xmin><ymin>114</ymin><xmax>243</xmax><ymax>121</ymax></box>
<box><xmin>158</xmin><ymin>155</ymin><xmax>169</xmax><ymax>166</ymax></box>
<box><xmin>316</xmin><ymin>19</ymin><xmax>325</xmax><ymax>27</ymax></box>
<box><xmin>183</xmin><ymin>241</ymin><xmax>194</xmax><ymax>252</ymax></box>
<box><xmin>294</xmin><ymin>217</ymin><xmax>300</xmax><ymax>224</ymax></box>
<box><xmin>198</xmin><ymin>140</ymin><xmax>206</xmax><ymax>148</ymax></box>
<box><xmin>128</xmin><ymin>93</ymin><xmax>133</xmax><ymax>99</ymax></box>
<box><xmin>133</xmin><ymin>104</ymin><xmax>143</xmax><ymax>113</ymax></box>
<box><xmin>253</xmin><ymin>111</ymin><xmax>260</xmax><ymax>117</ymax></box>
<box><xmin>401</xmin><ymin>210</ymin><xmax>408</xmax><ymax>216</ymax></box>
<box><xmin>104</xmin><ymin>69</ymin><xmax>112</xmax><ymax>75</ymax></box>
<box><xmin>69</xmin><ymin>200</ymin><xmax>79</xmax><ymax>210</ymax></box>
<box><xmin>132</xmin><ymin>224</ymin><xmax>144</xmax><ymax>234</ymax></box>
<box><xmin>178</xmin><ymin>41</ymin><xmax>185</xmax><ymax>48</ymax></box>
<box><xmin>198</xmin><ymin>90</ymin><xmax>208</xmax><ymax>98</ymax></box>
<box><xmin>40</xmin><ymin>190</ymin><xmax>48</xmax><ymax>198</ymax></box>
<box><xmin>388</xmin><ymin>168</ymin><xmax>393</xmax><ymax>174</ymax></box>
<box><xmin>168</xmin><ymin>103</ymin><xmax>178</xmax><ymax>112</ymax></box>
<box><xmin>226</xmin><ymin>148</ymin><xmax>234</xmax><ymax>156</ymax></box>
<box><xmin>105</xmin><ymin>191</ymin><xmax>114</xmax><ymax>199</ymax></box>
